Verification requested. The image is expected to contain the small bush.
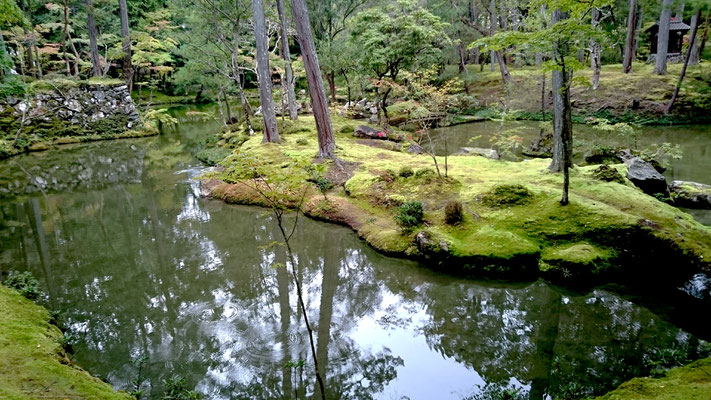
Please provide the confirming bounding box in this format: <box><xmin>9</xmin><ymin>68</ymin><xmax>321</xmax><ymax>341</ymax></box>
<box><xmin>398</xmin><ymin>166</ymin><xmax>414</xmax><ymax>178</ymax></box>
<box><xmin>444</xmin><ymin>200</ymin><xmax>464</xmax><ymax>225</ymax></box>
<box><xmin>339</xmin><ymin>125</ymin><xmax>355</xmax><ymax>134</ymax></box>
<box><xmin>480</xmin><ymin>184</ymin><xmax>533</xmax><ymax>208</ymax></box>
<box><xmin>3</xmin><ymin>270</ymin><xmax>41</xmax><ymax>300</ymax></box>
<box><xmin>162</xmin><ymin>376</ymin><xmax>202</xmax><ymax>400</ymax></box>
<box><xmin>395</xmin><ymin>201</ymin><xmax>424</xmax><ymax>228</ymax></box>
<box><xmin>296</xmin><ymin>138</ymin><xmax>308</xmax><ymax>146</ymax></box>
<box><xmin>314</xmin><ymin>177</ymin><xmax>333</xmax><ymax>193</ymax></box>
<box><xmin>415</xmin><ymin>168</ymin><xmax>436</xmax><ymax>178</ymax></box>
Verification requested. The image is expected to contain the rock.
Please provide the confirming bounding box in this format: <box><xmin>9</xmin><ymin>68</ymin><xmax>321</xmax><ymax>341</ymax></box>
<box><xmin>406</xmin><ymin>142</ymin><xmax>425</xmax><ymax>154</ymax></box>
<box><xmin>626</xmin><ymin>157</ymin><xmax>669</xmax><ymax>196</ymax></box>
<box><xmin>670</xmin><ymin>181</ymin><xmax>711</xmax><ymax>209</ymax></box>
<box><xmin>524</xmin><ymin>130</ymin><xmax>552</xmax><ymax>158</ymax></box>
<box><xmin>353</xmin><ymin>125</ymin><xmax>404</xmax><ymax>142</ymax></box>
<box><xmin>592</xmin><ymin>165</ymin><xmax>625</xmax><ymax>184</ymax></box>
<box><xmin>415</xmin><ymin>231</ymin><xmax>449</xmax><ymax>259</ymax></box>
<box><xmin>454</xmin><ymin>147</ymin><xmax>499</xmax><ymax>160</ymax></box>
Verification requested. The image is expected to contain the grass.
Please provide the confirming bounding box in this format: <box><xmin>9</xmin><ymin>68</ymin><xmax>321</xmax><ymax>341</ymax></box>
<box><xmin>593</xmin><ymin>357</ymin><xmax>711</xmax><ymax>400</ymax></box>
<box><xmin>202</xmin><ymin>112</ymin><xmax>711</xmax><ymax>282</ymax></box>
<box><xmin>0</xmin><ymin>285</ymin><xmax>132</xmax><ymax>399</ymax></box>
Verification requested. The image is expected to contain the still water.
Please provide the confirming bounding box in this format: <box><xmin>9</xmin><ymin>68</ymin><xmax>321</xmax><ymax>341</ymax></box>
<box><xmin>0</xmin><ymin>111</ymin><xmax>709</xmax><ymax>399</ymax></box>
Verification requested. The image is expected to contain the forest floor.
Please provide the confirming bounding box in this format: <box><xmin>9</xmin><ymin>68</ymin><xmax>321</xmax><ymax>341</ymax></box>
<box><xmin>201</xmin><ymin>114</ymin><xmax>711</xmax><ymax>285</ymax></box>
<box><xmin>443</xmin><ymin>62</ymin><xmax>711</xmax><ymax>125</ymax></box>
<box><xmin>0</xmin><ymin>285</ymin><xmax>132</xmax><ymax>399</ymax></box>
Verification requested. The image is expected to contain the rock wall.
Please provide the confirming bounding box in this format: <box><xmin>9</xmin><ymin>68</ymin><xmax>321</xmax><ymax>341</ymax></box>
<box><xmin>0</xmin><ymin>82</ymin><xmax>143</xmax><ymax>139</ymax></box>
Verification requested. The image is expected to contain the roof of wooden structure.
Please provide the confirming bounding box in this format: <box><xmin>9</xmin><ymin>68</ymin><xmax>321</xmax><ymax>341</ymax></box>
<box><xmin>646</xmin><ymin>17</ymin><xmax>691</xmax><ymax>33</ymax></box>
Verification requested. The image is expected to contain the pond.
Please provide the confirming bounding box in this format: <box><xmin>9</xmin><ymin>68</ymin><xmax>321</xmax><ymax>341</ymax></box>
<box><xmin>0</xmin><ymin>109</ymin><xmax>710</xmax><ymax>399</ymax></box>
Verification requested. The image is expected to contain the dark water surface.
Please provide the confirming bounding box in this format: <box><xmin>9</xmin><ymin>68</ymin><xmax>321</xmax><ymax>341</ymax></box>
<box><xmin>0</xmin><ymin>110</ymin><xmax>710</xmax><ymax>399</ymax></box>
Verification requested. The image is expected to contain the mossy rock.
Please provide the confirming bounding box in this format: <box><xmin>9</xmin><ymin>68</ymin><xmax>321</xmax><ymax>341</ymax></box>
<box><xmin>592</xmin><ymin>164</ymin><xmax>626</xmax><ymax>184</ymax></box>
<box><xmin>479</xmin><ymin>184</ymin><xmax>534</xmax><ymax>208</ymax></box>
<box><xmin>540</xmin><ymin>242</ymin><xmax>616</xmax><ymax>281</ymax></box>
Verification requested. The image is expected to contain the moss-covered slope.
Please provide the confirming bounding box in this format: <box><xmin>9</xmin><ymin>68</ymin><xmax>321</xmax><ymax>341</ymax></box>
<box><xmin>593</xmin><ymin>357</ymin><xmax>711</xmax><ymax>400</ymax></box>
<box><xmin>0</xmin><ymin>285</ymin><xmax>131</xmax><ymax>399</ymax></box>
<box><xmin>202</xmin><ymin>114</ymin><xmax>711</xmax><ymax>283</ymax></box>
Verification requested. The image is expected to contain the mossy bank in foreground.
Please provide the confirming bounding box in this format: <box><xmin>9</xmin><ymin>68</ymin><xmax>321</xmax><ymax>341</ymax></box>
<box><xmin>201</xmin><ymin>115</ymin><xmax>711</xmax><ymax>285</ymax></box>
<box><xmin>0</xmin><ymin>284</ymin><xmax>131</xmax><ymax>399</ymax></box>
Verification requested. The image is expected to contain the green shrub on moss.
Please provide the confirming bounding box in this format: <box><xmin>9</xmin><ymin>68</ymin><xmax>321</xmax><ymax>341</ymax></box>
<box><xmin>398</xmin><ymin>166</ymin><xmax>414</xmax><ymax>178</ymax></box>
<box><xmin>339</xmin><ymin>125</ymin><xmax>355</xmax><ymax>134</ymax></box>
<box><xmin>3</xmin><ymin>270</ymin><xmax>41</xmax><ymax>300</ymax></box>
<box><xmin>0</xmin><ymin>76</ymin><xmax>27</xmax><ymax>97</ymax></box>
<box><xmin>296</xmin><ymin>138</ymin><xmax>308</xmax><ymax>146</ymax></box>
<box><xmin>444</xmin><ymin>200</ymin><xmax>464</xmax><ymax>225</ymax></box>
<box><xmin>592</xmin><ymin>165</ymin><xmax>625</xmax><ymax>184</ymax></box>
<box><xmin>480</xmin><ymin>184</ymin><xmax>533</xmax><ymax>208</ymax></box>
<box><xmin>396</xmin><ymin>201</ymin><xmax>424</xmax><ymax>228</ymax></box>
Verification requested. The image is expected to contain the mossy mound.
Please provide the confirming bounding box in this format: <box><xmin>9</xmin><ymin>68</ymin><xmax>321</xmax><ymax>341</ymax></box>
<box><xmin>592</xmin><ymin>164</ymin><xmax>626</xmax><ymax>184</ymax></box>
<box><xmin>0</xmin><ymin>285</ymin><xmax>131</xmax><ymax>399</ymax></box>
<box><xmin>202</xmin><ymin>114</ymin><xmax>711</xmax><ymax>283</ymax></box>
<box><xmin>594</xmin><ymin>357</ymin><xmax>711</xmax><ymax>400</ymax></box>
<box><xmin>479</xmin><ymin>184</ymin><xmax>534</xmax><ymax>208</ymax></box>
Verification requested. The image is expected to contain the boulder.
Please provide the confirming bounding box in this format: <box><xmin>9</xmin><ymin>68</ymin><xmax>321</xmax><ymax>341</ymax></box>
<box><xmin>415</xmin><ymin>231</ymin><xmax>449</xmax><ymax>259</ymax></box>
<box><xmin>626</xmin><ymin>157</ymin><xmax>669</xmax><ymax>196</ymax></box>
<box><xmin>353</xmin><ymin>125</ymin><xmax>404</xmax><ymax>142</ymax></box>
<box><xmin>670</xmin><ymin>180</ymin><xmax>711</xmax><ymax>209</ymax></box>
<box><xmin>454</xmin><ymin>147</ymin><xmax>499</xmax><ymax>160</ymax></box>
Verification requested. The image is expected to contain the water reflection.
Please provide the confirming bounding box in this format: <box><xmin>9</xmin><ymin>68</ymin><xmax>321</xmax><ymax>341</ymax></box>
<box><xmin>0</xmin><ymin>114</ymin><xmax>709</xmax><ymax>399</ymax></box>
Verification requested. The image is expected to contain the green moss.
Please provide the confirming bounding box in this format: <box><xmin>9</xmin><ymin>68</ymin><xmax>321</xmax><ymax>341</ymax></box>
<box><xmin>592</xmin><ymin>164</ymin><xmax>626</xmax><ymax>184</ymax></box>
<box><xmin>0</xmin><ymin>285</ymin><xmax>131</xmax><ymax>399</ymax></box>
<box><xmin>594</xmin><ymin>357</ymin><xmax>711</xmax><ymax>400</ymax></box>
<box><xmin>479</xmin><ymin>184</ymin><xmax>534</xmax><ymax>208</ymax></box>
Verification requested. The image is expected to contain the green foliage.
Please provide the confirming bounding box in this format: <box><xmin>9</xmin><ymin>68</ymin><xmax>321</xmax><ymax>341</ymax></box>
<box><xmin>0</xmin><ymin>76</ymin><xmax>26</xmax><ymax>97</ymax></box>
<box><xmin>480</xmin><ymin>184</ymin><xmax>534</xmax><ymax>208</ymax></box>
<box><xmin>161</xmin><ymin>376</ymin><xmax>201</xmax><ymax>400</ymax></box>
<box><xmin>3</xmin><ymin>270</ymin><xmax>41</xmax><ymax>300</ymax></box>
<box><xmin>144</xmin><ymin>109</ymin><xmax>178</xmax><ymax>131</ymax></box>
<box><xmin>444</xmin><ymin>200</ymin><xmax>463</xmax><ymax>225</ymax></box>
<box><xmin>395</xmin><ymin>201</ymin><xmax>424</xmax><ymax>228</ymax></box>
<box><xmin>398</xmin><ymin>166</ymin><xmax>414</xmax><ymax>178</ymax></box>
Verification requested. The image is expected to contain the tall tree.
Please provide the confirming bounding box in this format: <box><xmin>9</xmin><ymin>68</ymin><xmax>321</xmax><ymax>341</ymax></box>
<box><xmin>653</xmin><ymin>0</ymin><xmax>674</xmax><ymax>75</ymax></box>
<box><xmin>590</xmin><ymin>8</ymin><xmax>601</xmax><ymax>89</ymax></box>
<box><xmin>86</xmin><ymin>0</ymin><xmax>102</xmax><ymax>76</ymax></box>
<box><xmin>622</xmin><ymin>0</ymin><xmax>637</xmax><ymax>73</ymax></box>
<box><xmin>687</xmin><ymin>9</ymin><xmax>702</xmax><ymax>65</ymax></box>
<box><xmin>252</xmin><ymin>0</ymin><xmax>280</xmax><ymax>143</ymax></box>
<box><xmin>291</xmin><ymin>0</ymin><xmax>336</xmax><ymax>158</ymax></box>
<box><xmin>118</xmin><ymin>0</ymin><xmax>133</xmax><ymax>90</ymax></box>
<box><xmin>276</xmin><ymin>0</ymin><xmax>298</xmax><ymax>120</ymax></box>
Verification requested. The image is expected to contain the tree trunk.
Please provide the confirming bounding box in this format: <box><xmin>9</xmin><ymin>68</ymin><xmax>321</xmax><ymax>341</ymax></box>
<box><xmin>276</xmin><ymin>0</ymin><xmax>298</xmax><ymax>120</ymax></box>
<box><xmin>622</xmin><ymin>0</ymin><xmax>637</xmax><ymax>73</ymax></box>
<box><xmin>489</xmin><ymin>0</ymin><xmax>496</xmax><ymax>72</ymax></box>
<box><xmin>252</xmin><ymin>0</ymin><xmax>280</xmax><ymax>143</ymax></box>
<box><xmin>34</xmin><ymin>45</ymin><xmax>42</xmax><ymax>78</ymax></box>
<box><xmin>457</xmin><ymin>32</ymin><xmax>467</xmax><ymax>74</ymax></box>
<box><xmin>496</xmin><ymin>50</ymin><xmax>511</xmax><ymax>84</ymax></box>
<box><xmin>87</xmin><ymin>0</ymin><xmax>102</xmax><ymax>77</ymax></box>
<box><xmin>290</xmin><ymin>0</ymin><xmax>336</xmax><ymax>159</ymax></box>
<box><xmin>118</xmin><ymin>0</ymin><xmax>133</xmax><ymax>91</ymax></box>
<box><xmin>549</xmin><ymin>9</ymin><xmax>573</xmax><ymax>186</ymax></box>
<box><xmin>666</xmin><ymin>8</ymin><xmax>702</xmax><ymax>114</ymax></box>
<box><xmin>0</xmin><ymin>30</ymin><xmax>12</xmax><ymax>76</ymax></box>
<box><xmin>61</xmin><ymin>0</ymin><xmax>71</xmax><ymax>76</ymax></box>
<box><xmin>699</xmin><ymin>14</ymin><xmax>710</xmax><ymax>59</ymax></box>
<box><xmin>654</xmin><ymin>0</ymin><xmax>674</xmax><ymax>75</ymax></box>
<box><xmin>675</xmin><ymin>1</ymin><xmax>685</xmax><ymax>20</ymax></box>
<box><xmin>66</xmin><ymin>30</ymin><xmax>81</xmax><ymax>76</ymax></box>
<box><xmin>25</xmin><ymin>32</ymin><xmax>35</xmax><ymax>78</ymax></box>
<box><xmin>327</xmin><ymin>71</ymin><xmax>337</xmax><ymax>103</ymax></box>
<box><xmin>590</xmin><ymin>9</ymin><xmax>601</xmax><ymax>89</ymax></box>
<box><xmin>540</xmin><ymin>73</ymin><xmax>546</xmax><ymax>119</ymax></box>
<box><xmin>688</xmin><ymin>11</ymin><xmax>701</xmax><ymax>65</ymax></box>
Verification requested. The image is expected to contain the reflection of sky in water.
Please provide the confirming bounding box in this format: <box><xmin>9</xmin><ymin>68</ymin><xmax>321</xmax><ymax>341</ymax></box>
<box><xmin>0</xmin><ymin>112</ymin><xmax>709</xmax><ymax>399</ymax></box>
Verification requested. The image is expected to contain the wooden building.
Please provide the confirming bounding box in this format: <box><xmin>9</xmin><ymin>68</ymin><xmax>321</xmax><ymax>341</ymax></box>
<box><xmin>647</xmin><ymin>17</ymin><xmax>691</xmax><ymax>57</ymax></box>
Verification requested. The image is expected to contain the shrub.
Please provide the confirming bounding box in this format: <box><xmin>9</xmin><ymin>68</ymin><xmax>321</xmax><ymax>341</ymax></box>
<box><xmin>444</xmin><ymin>200</ymin><xmax>464</xmax><ymax>225</ymax></box>
<box><xmin>398</xmin><ymin>166</ymin><xmax>414</xmax><ymax>178</ymax></box>
<box><xmin>161</xmin><ymin>376</ymin><xmax>202</xmax><ymax>400</ymax></box>
<box><xmin>314</xmin><ymin>177</ymin><xmax>333</xmax><ymax>193</ymax></box>
<box><xmin>296</xmin><ymin>138</ymin><xmax>308</xmax><ymax>146</ymax></box>
<box><xmin>3</xmin><ymin>270</ymin><xmax>41</xmax><ymax>300</ymax></box>
<box><xmin>395</xmin><ymin>201</ymin><xmax>424</xmax><ymax>228</ymax></box>
<box><xmin>339</xmin><ymin>125</ymin><xmax>355</xmax><ymax>134</ymax></box>
<box><xmin>592</xmin><ymin>165</ymin><xmax>625</xmax><ymax>184</ymax></box>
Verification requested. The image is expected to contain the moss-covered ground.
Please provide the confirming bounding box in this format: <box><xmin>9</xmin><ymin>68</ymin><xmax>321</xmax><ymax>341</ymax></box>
<box><xmin>593</xmin><ymin>357</ymin><xmax>711</xmax><ymax>400</ymax></box>
<box><xmin>202</xmin><ymin>114</ymin><xmax>711</xmax><ymax>283</ymax></box>
<box><xmin>0</xmin><ymin>285</ymin><xmax>131</xmax><ymax>399</ymax></box>
<box><xmin>439</xmin><ymin>62</ymin><xmax>711</xmax><ymax>125</ymax></box>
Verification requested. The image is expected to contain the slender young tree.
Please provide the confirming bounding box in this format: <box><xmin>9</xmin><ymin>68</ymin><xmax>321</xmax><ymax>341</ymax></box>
<box><xmin>86</xmin><ymin>0</ymin><xmax>101</xmax><ymax>76</ymax></box>
<box><xmin>687</xmin><ymin>10</ymin><xmax>701</xmax><ymax>65</ymax></box>
<box><xmin>118</xmin><ymin>0</ymin><xmax>133</xmax><ymax>90</ymax></box>
<box><xmin>622</xmin><ymin>0</ymin><xmax>637</xmax><ymax>73</ymax></box>
<box><xmin>276</xmin><ymin>0</ymin><xmax>298</xmax><ymax>120</ymax></box>
<box><xmin>252</xmin><ymin>0</ymin><xmax>280</xmax><ymax>142</ymax></box>
<box><xmin>590</xmin><ymin>8</ymin><xmax>601</xmax><ymax>89</ymax></box>
<box><xmin>291</xmin><ymin>0</ymin><xmax>336</xmax><ymax>158</ymax></box>
<box><xmin>654</xmin><ymin>0</ymin><xmax>674</xmax><ymax>75</ymax></box>
<box><xmin>666</xmin><ymin>7</ymin><xmax>702</xmax><ymax>113</ymax></box>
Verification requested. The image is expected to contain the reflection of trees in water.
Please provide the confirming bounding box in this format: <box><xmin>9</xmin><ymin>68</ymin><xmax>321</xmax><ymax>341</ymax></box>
<box><xmin>0</xmin><ymin>171</ymin><xmax>703</xmax><ymax>399</ymax></box>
